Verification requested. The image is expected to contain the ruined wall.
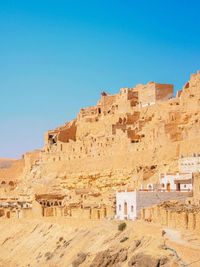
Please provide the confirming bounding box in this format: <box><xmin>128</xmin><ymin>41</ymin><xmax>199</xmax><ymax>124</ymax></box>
<box><xmin>23</xmin><ymin>150</ymin><xmax>40</xmax><ymax>171</ymax></box>
<box><xmin>57</xmin><ymin>121</ymin><xmax>77</xmax><ymax>143</ymax></box>
<box><xmin>141</xmin><ymin>201</ymin><xmax>200</xmax><ymax>234</ymax></box>
<box><xmin>155</xmin><ymin>83</ymin><xmax>174</xmax><ymax>101</ymax></box>
<box><xmin>191</xmin><ymin>173</ymin><xmax>200</xmax><ymax>205</ymax></box>
<box><xmin>5</xmin><ymin>71</ymin><xmax>200</xmax><ymax>204</ymax></box>
<box><xmin>0</xmin><ymin>158</ymin><xmax>25</xmax><ymax>193</ymax></box>
<box><xmin>136</xmin><ymin>191</ymin><xmax>192</xmax><ymax>217</ymax></box>
<box><xmin>136</xmin><ymin>83</ymin><xmax>156</xmax><ymax>107</ymax></box>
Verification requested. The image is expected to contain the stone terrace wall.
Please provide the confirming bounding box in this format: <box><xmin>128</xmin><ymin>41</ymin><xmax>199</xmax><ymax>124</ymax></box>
<box><xmin>136</xmin><ymin>191</ymin><xmax>192</xmax><ymax>216</ymax></box>
<box><xmin>141</xmin><ymin>201</ymin><xmax>200</xmax><ymax>235</ymax></box>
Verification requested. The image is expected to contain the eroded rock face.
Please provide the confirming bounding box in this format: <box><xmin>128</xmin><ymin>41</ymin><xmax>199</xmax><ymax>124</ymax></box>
<box><xmin>90</xmin><ymin>248</ymin><xmax>128</xmax><ymax>267</ymax></box>
<box><xmin>72</xmin><ymin>252</ymin><xmax>87</xmax><ymax>267</ymax></box>
<box><xmin>0</xmin><ymin>218</ymin><xmax>184</xmax><ymax>267</ymax></box>
<box><xmin>128</xmin><ymin>253</ymin><xmax>161</xmax><ymax>267</ymax></box>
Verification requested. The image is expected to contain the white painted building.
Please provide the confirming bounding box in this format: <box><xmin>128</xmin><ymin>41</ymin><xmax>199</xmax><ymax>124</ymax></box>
<box><xmin>179</xmin><ymin>155</ymin><xmax>200</xmax><ymax>173</ymax></box>
<box><xmin>116</xmin><ymin>190</ymin><xmax>192</xmax><ymax>221</ymax></box>
<box><xmin>159</xmin><ymin>173</ymin><xmax>193</xmax><ymax>192</ymax></box>
<box><xmin>116</xmin><ymin>191</ymin><xmax>136</xmax><ymax>220</ymax></box>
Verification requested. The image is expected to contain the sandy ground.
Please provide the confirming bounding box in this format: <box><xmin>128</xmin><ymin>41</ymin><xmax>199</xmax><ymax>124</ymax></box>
<box><xmin>0</xmin><ymin>218</ymin><xmax>199</xmax><ymax>267</ymax></box>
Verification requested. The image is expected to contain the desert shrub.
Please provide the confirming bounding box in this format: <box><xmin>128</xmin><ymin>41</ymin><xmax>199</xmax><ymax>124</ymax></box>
<box><xmin>44</xmin><ymin>252</ymin><xmax>53</xmax><ymax>261</ymax></box>
<box><xmin>57</xmin><ymin>237</ymin><xmax>64</xmax><ymax>245</ymax></box>
<box><xmin>118</xmin><ymin>222</ymin><xmax>127</xmax><ymax>231</ymax></box>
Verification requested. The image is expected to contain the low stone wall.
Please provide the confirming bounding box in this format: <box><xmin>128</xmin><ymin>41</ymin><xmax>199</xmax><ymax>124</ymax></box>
<box><xmin>136</xmin><ymin>191</ymin><xmax>192</xmax><ymax>217</ymax></box>
<box><xmin>0</xmin><ymin>208</ymin><xmax>20</xmax><ymax>219</ymax></box>
<box><xmin>42</xmin><ymin>205</ymin><xmax>114</xmax><ymax>220</ymax></box>
<box><xmin>141</xmin><ymin>202</ymin><xmax>200</xmax><ymax>234</ymax></box>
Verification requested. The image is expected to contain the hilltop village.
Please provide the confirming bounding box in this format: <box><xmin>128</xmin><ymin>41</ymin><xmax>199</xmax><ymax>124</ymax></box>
<box><xmin>1</xmin><ymin>71</ymin><xmax>200</xmax><ymax>231</ymax></box>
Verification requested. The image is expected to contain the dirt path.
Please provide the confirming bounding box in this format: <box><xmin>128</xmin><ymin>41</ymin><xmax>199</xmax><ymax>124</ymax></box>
<box><xmin>134</xmin><ymin>221</ymin><xmax>200</xmax><ymax>267</ymax></box>
<box><xmin>163</xmin><ymin>227</ymin><xmax>200</xmax><ymax>266</ymax></box>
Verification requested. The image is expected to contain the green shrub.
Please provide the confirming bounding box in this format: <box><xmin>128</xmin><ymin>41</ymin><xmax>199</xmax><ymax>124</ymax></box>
<box><xmin>118</xmin><ymin>222</ymin><xmax>127</xmax><ymax>231</ymax></box>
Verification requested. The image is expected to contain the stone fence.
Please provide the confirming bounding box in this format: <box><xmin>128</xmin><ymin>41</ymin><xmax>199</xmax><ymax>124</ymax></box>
<box><xmin>141</xmin><ymin>202</ymin><xmax>200</xmax><ymax>234</ymax></box>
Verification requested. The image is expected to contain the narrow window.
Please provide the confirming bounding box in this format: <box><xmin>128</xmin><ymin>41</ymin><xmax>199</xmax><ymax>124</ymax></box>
<box><xmin>131</xmin><ymin>205</ymin><xmax>134</xmax><ymax>212</ymax></box>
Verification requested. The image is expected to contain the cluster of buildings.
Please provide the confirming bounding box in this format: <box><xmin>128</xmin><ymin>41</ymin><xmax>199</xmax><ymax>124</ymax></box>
<box><xmin>43</xmin><ymin>81</ymin><xmax>174</xmax><ymax>161</ymax></box>
<box><xmin>1</xmin><ymin>155</ymin><xmax>200</xmax><ymax>223</ymax></box>
<box><xmin>116</xmin><ymin>154</ymin><xmax>199</xmax><ymax>221</ymax></box>
<box><xmin>1</xmin><ymin>72</ymin><xmax>200</xmax><ymax>230</ymax></box>
<box><xmin>0</xmin><ymin>191</ymin><xmax>115</xmax><ymax>220</ymax></box>
<box><xmin>0</xmin><ymin>197</ymin><xmax>32</xmax><ymax>219</ymax></box>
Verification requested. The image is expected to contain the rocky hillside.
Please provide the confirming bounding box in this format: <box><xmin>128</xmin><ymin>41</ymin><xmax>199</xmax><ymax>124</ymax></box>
<box><xmin>0</xmin><ymin>218</ymin><xmax>192</xmax><ymax>267</ymax></box>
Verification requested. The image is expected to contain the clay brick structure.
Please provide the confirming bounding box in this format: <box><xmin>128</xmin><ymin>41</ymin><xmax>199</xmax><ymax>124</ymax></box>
<box><xmin>35</xmin><ymin>193</ymin><xmax>115</xmax><ymax>219</ymax></box>
<box><xmin>2</xmin><ymin>71</ymin><xmax>200</xmax><ymax>224</ymax></box>
<box><xmin>141</xmin><ymin>200</ymin><xmax>200</xmax><ymax>234</ymax></box>
<box><xmin>159</xmin><ymin>172</ymin><xmax>192</xmax><ymax>192</ymax></box>
<box><xmin>134</xmin><ymin>82</ymin><xmax>173</xmax><ymax>107</ymax></box>
<box><xmin>179</xmin><ymin>154</ymin><xmax>200</xmax><ymax>173</ymax></box>
<box><xmin>0</xmin><ymin>197</ymin><xmax>33</xmax><ymax>219</ymax></box>
<box><xmin>116</xmin><ymin>190</ymin><xmax>191</xmax><ymax>220</ymax></box>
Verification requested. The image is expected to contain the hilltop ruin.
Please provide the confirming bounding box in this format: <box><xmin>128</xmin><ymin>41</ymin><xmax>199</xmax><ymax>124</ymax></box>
<box><xmin>1</xmin><ymin>71</ymin><xmax>200</xmax><ymax>219</ymax></box>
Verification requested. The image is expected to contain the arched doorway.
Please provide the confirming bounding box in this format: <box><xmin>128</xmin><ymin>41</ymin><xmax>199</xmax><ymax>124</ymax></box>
<box><xmin>124</xmin><ymin>202</ymin><xmax>128</xmax><ymax>217</ymax></box>
<box><xmin>9</xmin><ymin>181</ymin><xmax>14</xmax><ymax>187</ymax></box>
<box><xmin>176</xmin><ymin>183</ymin><xmax>180</xmax><ymax>191</ymax></box>
<box><xmin>6</xmin><ymin>211</ymin><xmax>10</xmax><ymax>218</ymax></box>
<box><xmin>166</xmin><ymin>183</ymin><xmax>171</xmax><ymax>192</ymax></box>
<box><xmin>0</xmin><ymin>210</ymin><xmax>5</xmax><ymax>217</ymax></box>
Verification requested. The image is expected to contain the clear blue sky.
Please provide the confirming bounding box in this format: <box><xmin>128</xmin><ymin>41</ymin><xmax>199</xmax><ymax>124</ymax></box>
<box><xmin>1</xmin><ymin>0</ymin><xmax>200</xmax><ymax>158</ymax></box>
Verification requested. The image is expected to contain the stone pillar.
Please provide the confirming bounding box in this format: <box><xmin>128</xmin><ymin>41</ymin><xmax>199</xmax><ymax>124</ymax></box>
<box><xmin>176</xmin><ymin>212</ymin><xmax>188</xmax><ymax>230</ymax></box>
<box><xmin>188</xmin><ymin>212</ymin><xmax>196</xmax><ymax>231</ymax></box>
<box><xmin>195</xmin><ymin>213</ymin><xmax>200</xmax><ymax>234</ymax></box>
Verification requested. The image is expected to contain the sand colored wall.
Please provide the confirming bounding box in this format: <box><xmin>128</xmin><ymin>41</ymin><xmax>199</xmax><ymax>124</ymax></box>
<box><xmin>155</xmin><ymin>84</ymin><xmax>174</xmax><ymax>101</ymax></box>
<box><xmin>0</xmin><ymin>208</ymin><xmax>20</xmax><ymax>219</ymax></box>
<box><xmin>188</xmin><ymin>173</ymin><xmax>200</xmax><ymax>205</ymax></box>
<box><xmin>141</xmin><ymin>204</ymin><xmax>200</xmax><ymax>234</ymax></box>
<box><xmin>20</xmin><ymin>208</ymin><xmax>34</xmax><ymax>219</ymax></box>
<box><xmin>5</xmin><ymin>71</ymin><xmax>200</xmax><ymax>213</ymax></box>
<box><xmin>0</xmin><ymin>159</ymin><xmax>25</xmax><ymax>183</ymax></box>
<box><xmin>43</xmin><ymin>207</ymin><xmax>60</xmax><ymax>217</ymax></box>
<box><xmin>23</xmin><ymin>151</ymin><xmax>40</xmax><ymax>172</ymax></box>
<box><xmin>40</xmin><ymin>204</ymin><xmax>114</xmax><ymax>220</ymax></box>
<box><xmin>32</xmin><ymin>200</ymin><xmax>43</xmax><ymax>218</ymax></box>
<box><xmin>71</xmin><ymin>208</ymin><xmax>91</xmax><ymax>219</ymax></box>
<box><xmin>137</xmin><ymin>83</ymin><xmax>156</xmax><ymax>107</ymax></box>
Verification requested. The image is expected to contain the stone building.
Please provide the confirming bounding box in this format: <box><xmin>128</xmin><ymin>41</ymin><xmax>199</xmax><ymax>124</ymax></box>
<box><xmin>35</xmin><ymin>193</ymin><xmax>114</xmax><ymax>220</ymax></box>
<box><xmin>2</xmin><ymin>71</ymin><xmax>200</xmax><ymax>222</ymax></box>
<box><xmin>179</xmin><ymin>154</ymin><xmax>200</xmax><ymax>173</ymax></box>
<box><xmin>0</xmin><ymin>197</ymin><xmax>33</xmax><ymax>219</ymax></box>
<box><xmin>159</xmin><ymin>173</ymin><xmax>192</xmax><ymax>192</ymax></box>
<box><xmin>134</xmin><ymin>82</ymin><xmax>173</xmax><ymax>107</ymax></box>
<box><xmin>116</xmin><ymin>190</ymin><xmax>192</xmax><ymax>221</ymax></box>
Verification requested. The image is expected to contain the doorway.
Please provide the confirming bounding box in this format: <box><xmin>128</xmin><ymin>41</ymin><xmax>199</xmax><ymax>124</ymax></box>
<box><xmin>176</xmin><ymin>183</ymin><xmax>180</xmax><ymax>191</ymax></box>
<box><xmin>124</xmin><ymin>202</ymin><xmax>128</xmax><ymax>217</ymax></box>
<box><xmin>166</xmin><ymin>183</ymin><xmax>171</xmax><ymax>192</ymax></box>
